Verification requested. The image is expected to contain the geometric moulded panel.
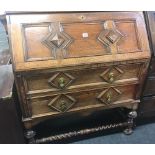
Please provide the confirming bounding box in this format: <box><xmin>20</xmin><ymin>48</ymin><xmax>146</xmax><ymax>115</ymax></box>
<box><xmin>48</xmin><ymin>72</ymin><xmax>75</xmax><ymax>89</ymax></box>
<box><xmin>97</xmin><ymin>87</ymin><xmax>122</xmax><ymax>105</ymax></box>
<box><xmin>98</xmin><ymin>20</ymin><xmax>124</xmax><ymax>53</ymax></box>
<box><xmin>100</xmin><ymin>66</ymin><xmax>124</xmax><ymax>83</ymax></box>
<box><xmin>48</xmin><ymin>94</ymin><xmax>76</xmax><ymax>112</ymax></box>
<box><xmin>42</xmin><ymin>23</ymin><xmax>73</xmax><ymax>59</ymax></box>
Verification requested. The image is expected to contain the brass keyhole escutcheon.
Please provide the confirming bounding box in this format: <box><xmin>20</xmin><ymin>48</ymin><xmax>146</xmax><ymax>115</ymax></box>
<box><xmin>106</xmin><ymin>92</ymin><xmax>112</xmax><ymax>103</ymax></box>
<box><xmin>58</xmin><ymin>77</ymin><xmax>65</xmax><ymax>88</ymax></box>
<box><xmin>109</xmin><ymin>72</ymin><xmax>114</xmax><ymax>83</ymax></box>
<box><xmin>59</xmin><ymin>100</ymin><xmax>67</xmax><ymax>112</ymax></box>
<box><xmin>79</xmin><ymin>15</ymin><xmax>86</xmax><ymax>20</ymax></box>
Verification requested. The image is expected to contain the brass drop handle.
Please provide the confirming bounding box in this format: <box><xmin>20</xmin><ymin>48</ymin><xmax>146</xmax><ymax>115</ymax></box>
<box><xmin>109</xmin><ymin>72</ymin><xmax>114</xmax><ymax>83</ymax></box>
<box><xmin>59</xmin><ymin>100</ymin><xmax>67</xmax><ymax>112</ymax></box>
<box><xmin>106</xmin><ymin>92</ymin><xmax>112</xmax><ymax>103</ymax></box>
<box><xmin>58</xmin><ymin>77</ymin><xmax>65</xmax><ymax>88</ymax></box>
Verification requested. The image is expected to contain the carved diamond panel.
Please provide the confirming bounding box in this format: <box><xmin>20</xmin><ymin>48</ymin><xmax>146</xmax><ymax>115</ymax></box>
<box><xmin>48</xmin><ymin>94</ymin><xmax>76</xmax><ymax>112</ymax></box>
<box><xmin>100</xmin><ymin>66</ymin><xmax>124</xmax><ymax>83</ymax></box>
<box><xmin>48</xmin><ymin>72</ymin><xmax>75</xmax><ymax>89</ymax></box>
<box><xmin>97</xmin><ymin>20</ymin><xmax>124</xmax><ymax>52</ymax></box>
<box><xmin>42</xmin><ymin>23</ymin><xmax>73</xmax><ymax>58</ymax></box>
<box><xmin>98</xmin><ymin>30</ymin><xmax>123</xmax><ymax>46</ymax></box>
<box><xmin>49</xmin><ymin>33</ymin><xmax>65</xmax><ymax>47</ymax></box>
<box><xmin>97</xmin><ymin>87</ymin><xmax>122</xmax><ymax>105</ymax></box>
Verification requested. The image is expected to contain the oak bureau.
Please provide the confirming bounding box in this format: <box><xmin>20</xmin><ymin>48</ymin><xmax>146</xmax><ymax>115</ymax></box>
<box><xmin>7</xmin><ymin>12</ymin><xmax>150</xmax><ymax>143</ymax></box>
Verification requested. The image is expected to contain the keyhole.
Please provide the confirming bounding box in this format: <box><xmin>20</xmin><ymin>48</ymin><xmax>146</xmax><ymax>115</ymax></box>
<box><xmin>80</xmin><ymin>15</ymin><xmax>86</xmax><ymax>20</ymax></box>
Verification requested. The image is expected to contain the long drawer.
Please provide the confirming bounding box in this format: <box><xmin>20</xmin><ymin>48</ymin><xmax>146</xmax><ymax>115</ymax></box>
<box><xmin>29</xmin><ymin>84</ymin><xmax>138</xmax><ymax>117</ymax></box>
<box><xmin>25</xmin><ymin>63</ymin><xmax>141</xmax><ymax>94</ymax></box>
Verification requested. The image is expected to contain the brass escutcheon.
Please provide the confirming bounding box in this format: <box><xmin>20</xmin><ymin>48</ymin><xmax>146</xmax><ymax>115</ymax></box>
<box><xmin>79</xmin><ymin>15</ymin><xmax>86</xmax><ymax>20</ymax></box>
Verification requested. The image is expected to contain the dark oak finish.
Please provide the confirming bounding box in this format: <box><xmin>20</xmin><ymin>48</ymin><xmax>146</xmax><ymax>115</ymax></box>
<box><xmin>7</xmin><ymin>12</ymin><xmax>150</xmax><ymax>142</ymax></box>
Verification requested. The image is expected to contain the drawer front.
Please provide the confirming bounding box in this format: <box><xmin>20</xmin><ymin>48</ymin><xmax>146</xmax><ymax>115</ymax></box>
<box><xmin>26</xmin><ymin>63</ymin><xmax>141</xmax><ymax>93</ymax></box>
<box><xmin>143</xmin><ymin>77</ymin><xmax>155</xmax><ymax>96</ymax></box>
<box><xmin>29</xmin><ymin>84</ymin><xmax>137</xmax><ymax>116</ymax></box>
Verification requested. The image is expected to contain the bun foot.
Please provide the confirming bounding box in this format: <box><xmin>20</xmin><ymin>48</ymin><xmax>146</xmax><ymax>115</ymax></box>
<box><xmin>25</xmin><ymin>130</ymin><xmax>36</xmax><ymax>144</ymax></box>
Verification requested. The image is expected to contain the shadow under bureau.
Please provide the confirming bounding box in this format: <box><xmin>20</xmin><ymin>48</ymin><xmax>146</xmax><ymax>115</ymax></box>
<box><xmin>7</xmin><ymin>11</ymin><xmax>150</xmax><ymax>143</ymax></box>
